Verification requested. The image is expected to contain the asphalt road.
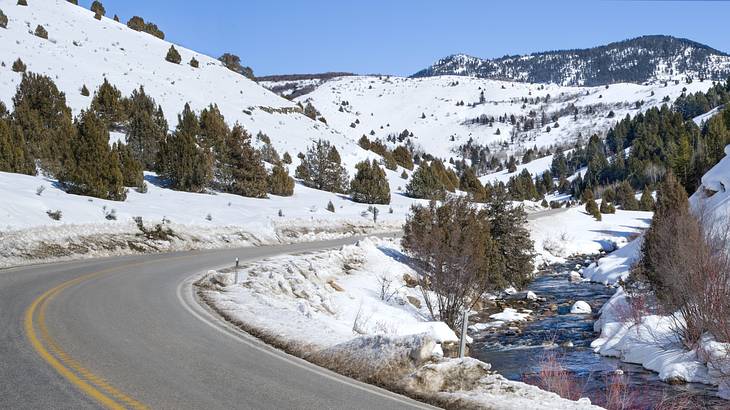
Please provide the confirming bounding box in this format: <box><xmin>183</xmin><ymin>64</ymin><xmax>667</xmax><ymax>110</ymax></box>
<box><xmin>1</xmin><ymin>236</ymin><xmax>436</xmax><ymax>410</ymax></box>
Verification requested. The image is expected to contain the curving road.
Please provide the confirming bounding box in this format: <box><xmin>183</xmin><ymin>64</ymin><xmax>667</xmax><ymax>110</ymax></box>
<box><xmin>1</xmin><ymin>236</ymin><xmax>436</xmax><ymax>409</ymax></box>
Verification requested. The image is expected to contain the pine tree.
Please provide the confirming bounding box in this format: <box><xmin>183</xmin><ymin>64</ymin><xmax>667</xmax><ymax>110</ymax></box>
<box><xmin>294</xmin><ymin>140</ymin><xmax>348</xmax><ymax>193</ymax></box>
<box><xmin>406</xmin><ymin>162</ymin><xmax>446</xmax><ymax>200</ymax></box>
<box><xmin>350</xmin><ymin>160</ymin><xmax>390</xmax><ymax>204</ymax></box>
<box><xmin>11</xmin><ymin>58</ymin><xmax>26</xmax><ymax>73</ymax></box>
<box><xmin>268</xmin><ymin>163</ymin><xmax>294</xmax><ymax>196</ymax></box>
<box><xmin>157</xmin><ymin>104</ymin><xmax>211</xmax><ymax>192</ymax></box>
<box><xmin>219</xmin><ymin>53</ymin><xmax>254</xmax><ymax>79</ymax></box>
<box><xmin>0</xmin><ymin>116</ymin><xmax>34</xmax><ymax>174</ymax></box>
<box><xmin>125</xmin><ymin>87</ymin><xmax>167</xmax><ymax>170</ymax></box>
<box><xmin>34</xmin><ymin>25</ymin><xmax>47</xmax><ymax>39</ymax></box>
<box><xmin>80</xmin><ymin>84</ymin><xmax>90</xmax><ymax>96</ymax></box>
<box><xmin>586</xmin><ymin>197</ymin><xmax>601</xmax><ymax>220</ymax></box>
<box><xmin>112</xmin><ymin>142</ymin><xmax>144</xmax><ymax>189</ymax></box>
<box><xmin>487</xmin><ymin>185</ymin><xmax>535</xmax><ymax>289</ymax></box>
<box><xmin>189</xmin><ymin>57</ymin><xmax>199</xmax><ymax>68</ymax></box>
<box><xmin>638</xmin><ymin>172</ymin><xmax>690</xmax><ymax>295</ymax></box>
<box><xmin>282</xmin><ymin>151</ymin><xmax>292</xmax><ymax>164</ymax></box>
<box><xmin>90</xmin><ymin>1</ymin><xmax>105</xmax><ymax>16</ymax></box>
<box><xmin>639</xmin><ymin>186</ymin><xmax>655</xmax><ymax>211</ymax></box>
<box><xmin>218</xmin><ymin>124</ymin><xmax>268</xmax><ymax>198</ymax></box>
<box><xmin>600</xmin><ymin>200</ymin><xmax>616</xmax><ymax>214</ymax></box>
<box><xmin>392</xmin><ymin>145</ymin><xmax>414</xmax><ymax>170</ymax></box>
<box><xmin>198</xmin><ymin>104</ymin><xmax>229</xmax><ymax>180</ymax></box>
<box><xmin>61</xmin><ymin>110</ymin><xmax>125</xmax><ymax>200</ymax></box>
<box><xmin>165</xmin><ymin>46</ymin><xmax>181</xmax><ymax>64</ymax></box>
<box><xmin>0</xmin><ymin>9</ymin><xmax>8</xmax><ymax>29</ymax></box>
<box><xmin>459</xmin><ymin>167</ymin><xmax>487</xmax><ymax>202</ymax></box>
<box><xmin>381</xmin><ymin>150</ymin><xmax>397</xmax><ymax>171</ymax></box>
<box><xmin>90</xmin><ymin>79</ymin><xmax>125</xmax><ymax>129</ymax></box>
<box><xmin>17</xmin><ymin>0</ymin><xmax>27</xmax><ymax>6</ymax></box>
<box><xmin>12</xmin><ymin>73</ymin><xmax>74</xmax><ymax>175</ymax></box>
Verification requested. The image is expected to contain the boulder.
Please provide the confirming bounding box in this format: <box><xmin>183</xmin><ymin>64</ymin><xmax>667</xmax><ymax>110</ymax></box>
<box><xmin>570</xmin><ymin>301</ymin><xmax>592</xmax><ymax>314</ymax></box>
<box><xmin>403</xmin><ymin>273</ymin><xmax>419</xmax><ymax>288</ymax></box>
<box><xmin>407</xmin><ymin>295</ymin><xmax>422</xmax><ymax>309</ymax></box>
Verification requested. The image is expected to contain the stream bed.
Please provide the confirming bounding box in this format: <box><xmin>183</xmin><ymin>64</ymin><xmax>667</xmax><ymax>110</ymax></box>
<box><xmin>469</xmin><ymin>256</ymin><xmax>727</xmax><ymax>409</ymax></box>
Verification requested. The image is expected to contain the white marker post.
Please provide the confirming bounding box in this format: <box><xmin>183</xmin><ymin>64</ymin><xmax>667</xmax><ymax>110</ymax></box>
<box><xmin>234</xmin><ymin>257</ymin><xmax>240</xmax><ymax>284</ymax></box>
<box><xmin>458</xmin><ymin>309</ymin><xmax>469</xmax><ymax>358</ymax></box>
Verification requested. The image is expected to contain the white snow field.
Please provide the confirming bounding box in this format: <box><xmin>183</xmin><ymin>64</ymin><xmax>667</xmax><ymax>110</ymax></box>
<box><xmin>197</xmin><ymin>237</ymin><xmax>599</xmax><ymax>409</ymax></box>
<box><xmin>281</xmin><ymin>74</ymin><xmax>713</xmax><ymax>161</ymax></box>
<box><xmin>585</xmin><ymin>145</ymin><xmax>730</xmax><ymax>399</ymax></box>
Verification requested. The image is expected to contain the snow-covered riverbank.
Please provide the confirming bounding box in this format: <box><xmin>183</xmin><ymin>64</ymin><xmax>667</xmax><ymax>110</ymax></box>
<box><xmin>196</xmin><ymin>237</ymin><xmax>600</xmax><ymax>409</ymax></box>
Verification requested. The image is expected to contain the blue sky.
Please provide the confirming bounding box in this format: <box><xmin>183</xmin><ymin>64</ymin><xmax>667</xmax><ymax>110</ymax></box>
<box><xmin>85</xmin><ymin>0</ymin><xmax>730</xmax><ymax>77</ymax></box>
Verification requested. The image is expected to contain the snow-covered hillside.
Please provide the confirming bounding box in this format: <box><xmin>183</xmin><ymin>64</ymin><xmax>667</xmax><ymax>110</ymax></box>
<box><xmin>0</xmin><ymin>0</ymin><xmax>379</xmax><ymax>173</ymax></box>
<box><xmin>291</xmin><ymin>74</ymin><xmax>712</xmax><ymax>163</ymax></box>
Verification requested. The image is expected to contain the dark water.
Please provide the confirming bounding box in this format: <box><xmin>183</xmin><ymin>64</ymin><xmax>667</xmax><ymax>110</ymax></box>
<box><xmin>469</xmin><ymin>259</ymin><xmax>728</xmax><ymax>409</ymax></box>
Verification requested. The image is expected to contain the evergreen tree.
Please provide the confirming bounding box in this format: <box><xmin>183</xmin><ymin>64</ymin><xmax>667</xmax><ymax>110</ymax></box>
<box><xmin>34</xmin><ymin>25</ymin><xmax>48</xmax><ymax>39</ymax></box>
<box><xmin>639</xmin><ymin>186</ymin><xmax>655</xmax><ymax>211</ymax></box>
<box><xmin>80</xmin><ymin>84</ymin><xmax>90</xmax><ymax>96</ymax></box>
<box><xmin>0</xmin><ymin>116</ymin><xmax>34</xmax><ymax>174</ymax></box>
<box><xmin>615</xmin><ymin>181</ymin><xmax>639</xmax><ymax>210</ymax></box>
<box><xmin>599</xmin><ymin>200</ymin><xmax>616</xmax><ymax>214</ymax></box>
<box><xmin>282</xmin><ymin>151</ymin><xmax>292</xmax><ymax>164</ymax></box>
<box><xmin>11</xmin><ymin>58</ymin><xmax>26</xmax><ymax>73</ymax></box>
<box><xmin>165</xmin><ymin>46</ymin><xmax>181</xmax><ymax>64</ymax></box>
<box><xmin>486</xmin><ymin>185</ymin><xmax>535</xmax><ymax>289</ymax></box>
<box><xmin>218</xmin><ymin>53</ymin><xmax>254</xmax><ymax>79</ymax></box>
<box><xmin>189</xmin><ymin>57</ymin><xmax>199</xmax><ymax>68</ymax></box>
<box><xmin>12</xmin><ymin>73</ymin><xmax>74</xmax><ymax>175</ymax></box>
<box><xmin>268</xmin><ymin>163</ymin><xmax>294</xmax><ymax>196</ymax></box>
<box><xmin>0</xmin><ymin>9</ymin><xmax>8</xmax><ymax>29</ymax></box>
<box><xmin>586</xmin><ymin>197</ymin><xmax>602</xmax><ymax>220</ymax></box>
<box><xmin>406</xmin><ymin>162</ymin><xmax>446</xmax><ymax>200</ymax></box>
<box><xmin>90</xmin><ymin>1</ymin><xmax>105</xmax><ymax>16</ymax></box>
<box><xmin>638</xmin><ymin>172</ymin><xmax>690</xmax><ymax>295</ymax></box>
<box><xmin>381</xmin><ymin>150</ymin><xmax>397</xmax><ymax>171</ymax></box>
<box><xmin>459</xmin><ymin>167</ymin><xmax>487</xmax><ymax>202</ymax></box>
<box><xmin>112</xmin><ymin>142</ymin><xmax>144</xmax><ymax>189</ymax></box>
<box><xmin>90</xmin><ymin>79</ymin><xmax>125</xmax><ymax>129</ymax></box>
<box><xmin>218</xmin><ymin>124</ymin><xmax>268</xmax><ymax>198</ymax></box>
<box><xmin>392</xmin><ymin>145</ymin><xmax>414</xmax><ymax>170</ymax></box>
<box><xmin>350</xmin><ymin>160</ymin><xmax>390</xmax><ymax>204</ymax></box>
<box><xmin>294</xmin><ymin>140</ymin><xmax>349</xmax><ymax>193</ymax></box>
<box><xmin>124</xmin><ymin>86</ymin><xmax>167</xmax><ymax>169</ymax></box>
<box><xmin>61</xmin><ymin>110</ymin><xmax>125</xmax><ymax>200</ymax></box>
<box><xmin>157</xmin><ymin>104</ymin><xmax>211</xmax><ymax>192</ymax></box>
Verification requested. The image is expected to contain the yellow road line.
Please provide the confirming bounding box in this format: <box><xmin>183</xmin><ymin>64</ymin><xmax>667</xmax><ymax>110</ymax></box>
<box><xmin>24</xmin><ymin>267</ymin><xmax>149</xmax><ymax>410</ymax></box>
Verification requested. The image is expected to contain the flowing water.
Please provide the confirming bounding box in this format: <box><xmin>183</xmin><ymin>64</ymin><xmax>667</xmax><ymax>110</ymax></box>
<box><xmin>469</xmin><ymin>256</ymin><xmax>727</xmax><ymax>409</ymax></box>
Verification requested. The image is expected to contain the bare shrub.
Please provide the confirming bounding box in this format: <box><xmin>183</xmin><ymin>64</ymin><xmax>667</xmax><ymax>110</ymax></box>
<box><xmin>524</xmin><ymin>352</ymin><xmax>583</xmax><ymax>401</ymax></box>
<box><xmin>600</xmin><ymin>372</ymin><xmax>636</xmax><ymax>410</ymax></box>
<box><xmin>376</xmin><ymin>273</ymin><xmax>401</xmax><ymax>302</ymax></box>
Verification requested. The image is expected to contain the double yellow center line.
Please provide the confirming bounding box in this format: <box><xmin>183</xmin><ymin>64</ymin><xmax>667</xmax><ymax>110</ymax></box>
<box><xmin>24</xmin><ymin>267</ymin><xmax>149</xmax><ymax>410</ymax></box>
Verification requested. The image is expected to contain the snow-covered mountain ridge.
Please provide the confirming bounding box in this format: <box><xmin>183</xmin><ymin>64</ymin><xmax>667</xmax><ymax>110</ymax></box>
<box><xmin>413</xmin><ymin>35</ymin><xmax>730</xmax><ymax>86</ymax></box>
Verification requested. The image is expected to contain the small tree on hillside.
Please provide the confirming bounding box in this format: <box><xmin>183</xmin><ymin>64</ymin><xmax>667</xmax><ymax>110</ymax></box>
<box><xmin>294</xmin><ymin>140</ymin><xmax>349</xmax><ymax>193</ymax></box>
<box><xmin>639</xmin><ymin>186</ymin><xmax>655</xmax><ymax>211</ymax></box>
<box><xmin>189</xmin><ymin>57</ymin><xmax>199</xmax><ymax>68</ymax></box>
<box><xmin>90</xmin><ymin>1</ymin><xmax>105</xmax><ymax>16</ymax></box>
<box><xmin>0</xmin><ymin>9</ymin><xmax>9</xmax><ymax>29</ymax></box>
<box><xmin>0</xmin><ymin>116</ymin><xmax>34</xmax><ymax>175</ymax></box>
<box><xmin>90</xmin><ymin>79</ymin><xmax>125</xmax><ymax>129</ymax></box>
<box><xmin>268</xmin><ymin>163</ymin><xmax>294</xmax><ymax>196</ymax></box>
<box><xmin>60</xmin><ymin>110</ymin><xmax>126</xmax><ymax>200</ymax></box>
<box><xmin>402</xmin><ymin>197</ymin><xmax>499</xmax><ymax>330</ymax></box>
<box><xmin>218</xmin><ymin>124</ymin><xmax>268</xmax><ymax>198</ymax></box>
<box><xmin>125</xmin><ymin>86</ymin><xmax>168</xmax><ymax>170</ymax></box>
<box><xmin>165</xmin><ymin>46</ymin><xmax>181</xmax><ymax>64</ymax></box>
<box><xmin>157</xmin><ymin>104</ymin><xmax>211</xmax><ymax>192</ymax></box>
<box><xmin>350</xmin><ymin>160</ymin><xmax>390</xmax><ymax>204</ymax></box>
<box><xmin>406</xmin><ymin>162</ymin><xmax>446</xmax><ymax>200</ymax></box>
<box><xmin>11</xmin><ymin>58</ymin><xmax>26</xmax><ymax>73</ymax></box>
<box><xmin>34</xmin><ymin>25</ymin><xmax>48</xmax><ymax>39</ymax></box>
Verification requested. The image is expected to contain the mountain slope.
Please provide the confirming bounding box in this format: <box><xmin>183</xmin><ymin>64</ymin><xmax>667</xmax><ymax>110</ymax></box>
<box><xmin>0</xmin><ymin>0</ymin><xmax>376</xmax><ymax>171</ymax></box>
<box><xmin>413</xmin><ymin>35</ymin><xmax>730</xmax><ymax>86</ymax></box>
